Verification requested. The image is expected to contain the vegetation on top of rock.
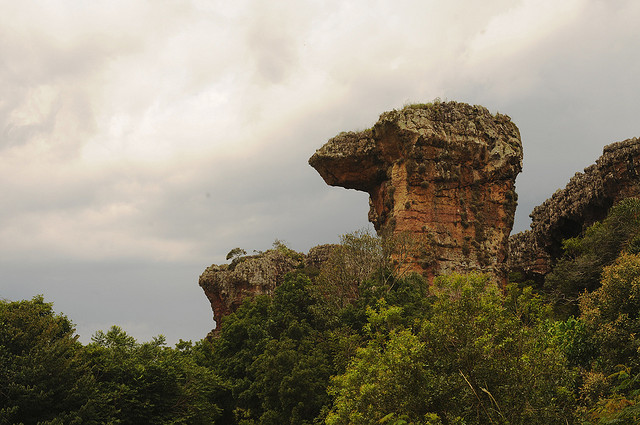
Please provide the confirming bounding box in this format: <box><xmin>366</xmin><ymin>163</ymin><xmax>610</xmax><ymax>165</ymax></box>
<box><xmin>401</xmin><ymin>97</ymin><xmax>445</xmax><ymax>111</ymax></box>
<box><xmin>226</xmin><ymin>247</ymin><xmax>247</xmax><ymax>261</ymax></box>
<box><xmin>272</xmin><ymin>239</ymin><xmax>305</xmax><ymax>262</ymax></box>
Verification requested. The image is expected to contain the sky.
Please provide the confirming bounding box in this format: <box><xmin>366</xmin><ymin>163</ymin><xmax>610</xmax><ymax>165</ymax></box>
<box><xmin>2</xmin><ymin>0</ymin><xmax>639</xmax><ymax>344</ymax></box>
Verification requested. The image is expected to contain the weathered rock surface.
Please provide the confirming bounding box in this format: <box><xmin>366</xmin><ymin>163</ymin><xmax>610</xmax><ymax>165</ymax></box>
<box><xmin>199</xmin><ymin>245</ymin><xmax>337</xmax><ymax>332</ymax></box>
<box><xmin>509</xmin><ymin>137</ymin><xmax>640</xmax><ymax>280</ymax></box>
<box><xmin>309</xmin><ymin>102</ymin><xmax>523</xmax><ymax>282</ymax></box>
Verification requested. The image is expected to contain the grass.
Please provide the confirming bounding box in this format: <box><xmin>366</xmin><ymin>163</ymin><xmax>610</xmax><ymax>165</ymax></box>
<box><xmin>401</xmin><ymin>97</ymin><xmax>447</xmax><ymax>111</ymax></box>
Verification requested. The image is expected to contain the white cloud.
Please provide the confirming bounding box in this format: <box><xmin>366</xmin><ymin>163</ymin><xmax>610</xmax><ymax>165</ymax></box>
<box><xmin>468</xmin><ymin>0</ymin><xmax>585</xmax><ymax>59</ymax></box>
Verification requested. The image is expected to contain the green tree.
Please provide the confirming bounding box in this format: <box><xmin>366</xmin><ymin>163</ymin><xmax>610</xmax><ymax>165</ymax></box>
<box><xmin>207</xmin><ymin>273</ymin><xmax>339</xmax><ymax>424</ymax></box>
<box><xmin>554</xmin><ymin>252</ymin><xmax>640</xmax><ymax>422</ymax></box>
<box><xmin>208</xmin><ymin>294</ymin><xmax>273</xmax><ymax>422</ymax></box>
<box><xmin>578</xmin><ymin>365</ymin><xmax>640</xmax><ymax>424</ymax></box>
<box><xmin>83</xmin><ymin>326</ymin><xmax>225</xmax><ymax>424</ymax></box>
<box><xmin>0</xmin><ymin>296</ymin><xmax>98</xmax><ymax>424</ymax></box>
<box><xmin>327</xmin><ymin>327</ymin><xmax>441</xmax><ymax>425</ymax></box>
<box><xmin>227</xmin><ymin>247</ymin><xmax>247</xmax><ymax>261</ymax></box>
<box><xmin>327</xmin><ymin>274</ymin><xmax>576</xmax><ymax>425</ymax></box>
<box><xmin>545</xmin><ymin>198</ymin><xmax>640</xmax><ymax>316</ymax></box>
<box><xmin>248</xmin><ymin>330</ymin><xmax>333</xmax><ymax>425</ymax></box>
<box><xmin>580</xmin><ymin>253</ymin><xmax>640</xmax><ymax>374</ymax></box>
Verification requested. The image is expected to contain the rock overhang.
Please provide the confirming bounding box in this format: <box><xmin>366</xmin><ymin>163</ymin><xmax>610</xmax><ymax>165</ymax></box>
<box><xmin>309</xmin><ymin>101</ymin><xmax>523</xmax><ymax>282</ymax></box>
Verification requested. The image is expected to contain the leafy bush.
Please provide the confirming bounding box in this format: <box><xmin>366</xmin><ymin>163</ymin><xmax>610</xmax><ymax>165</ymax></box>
<box><xmin>10</xmin><ymin>210</ymin><xmax>640</xmax><ymax>424</ymax></box>
<box><xmin>580</xmin><ymin>253</ymin><xmax>640</xmax><ymax>374</ymax></box>
<box><xmin>0</xmin><ymin>296</ymin><xmax>97</xmax><ymax>425</ymax></box>
<box><xmin>545</xmin><ymin>198</ymin><xmax>640</xmax><ymax>316</ymax></box>
<box><xmin>84</xmin><ymin>326</ymin><xmax>226</xmax><ymax>424</ymax></box>
<box><xmin>327</xmin><ymin>274</ymin><xmax>576</xmax><ymax>425</ymax></box>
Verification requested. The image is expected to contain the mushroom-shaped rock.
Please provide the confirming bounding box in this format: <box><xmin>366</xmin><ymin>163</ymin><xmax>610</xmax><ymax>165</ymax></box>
<box><xmin>310</xmin><ymin>101</ymin><xmax>523</xmax><ymax>283</ymax></box>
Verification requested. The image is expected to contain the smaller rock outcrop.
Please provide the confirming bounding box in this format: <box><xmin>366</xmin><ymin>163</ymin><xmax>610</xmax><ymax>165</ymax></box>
<box><xmin>199</xmin><ymin>245</ymin><xmax>337</xmax><ymax>332</ymax></box>
<box><xmin>509</xmin><ymin>137</ymin><xmax>640</xmax><ymax>280</ymax></box>
<box><xmin>309</xmin><ymin>101</ymin><xmax>523</xmax><ymax>282</ymax></box>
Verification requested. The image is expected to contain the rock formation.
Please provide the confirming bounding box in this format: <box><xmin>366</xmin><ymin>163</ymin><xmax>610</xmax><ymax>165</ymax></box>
<box><xmin>199</xmin><ymin>244</ymin><xmax>336</xmax><ymax>331</ymax></box>
<box><xmin>198</xmin><ymin>102</ymin><xmax>640</xmax><ymax>336</ymax></box>
<box><xmin>309</xmin><ymin>101</ymin><xmax>523</xmax><ymax>282</ymax></box>
<box><xmin>509</xmin><ymin>137</ymin><xmax>640</xmax><ymax>280</ymax></box>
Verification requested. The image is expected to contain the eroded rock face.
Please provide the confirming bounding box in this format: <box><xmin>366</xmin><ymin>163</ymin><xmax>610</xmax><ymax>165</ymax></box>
<box><xmin>199</xmin><ymin>245</ymin><xmax>337</xmax><ymax>333</ymax></box>
<box><xmin>309</xmin><ymin>102</ymin><xmax>523</xmax><ymax>282</ymax></box>
<box><xmin>509</xmin><ymin>137</ymin><xmax>640</xmax><ymax>280</ymax></box>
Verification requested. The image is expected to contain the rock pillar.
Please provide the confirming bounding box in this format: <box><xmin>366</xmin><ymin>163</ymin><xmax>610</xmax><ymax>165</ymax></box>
<box><xmin>309</xmin><ymin>101</ymin><xmax>523</xmax><ymax>282</ymax></box>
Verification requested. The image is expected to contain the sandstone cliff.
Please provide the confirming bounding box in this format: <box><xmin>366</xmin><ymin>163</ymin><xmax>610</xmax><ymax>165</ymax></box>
<box><xmin>309</xmin><ymin>101</ymin><xmax>523</xmax><ymax>282</ymax></box>
<box><xmin>509</xmin><ymin>137</ymin><xmax>640</xmax><ymax>280</ymax></box>
<box><xmin>199</xmin><ymin>244</ymin><xmax>336</xmax><ymax>331</ymax></box>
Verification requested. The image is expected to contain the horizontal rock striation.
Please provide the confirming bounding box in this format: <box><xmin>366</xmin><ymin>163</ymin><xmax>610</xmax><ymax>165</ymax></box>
<box><xmin>309</xmin><ymin>102</ymin><xmax>523</xmax><ymax>282</ymax></box>
<box><xmin>509</xmin><ymin>137</ymin><xmax>640</xmax><ymax>279</ymax></box>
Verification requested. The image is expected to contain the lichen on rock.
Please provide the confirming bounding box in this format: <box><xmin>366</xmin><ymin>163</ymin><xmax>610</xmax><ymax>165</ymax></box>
<box><xmin>198</xmin><ymin>244</ymin><xmax>337</xmax><ymax>334</ymax></box>
<box><xmin>309</xmin><ymin>101</ymin><xmax>523</xmax><ymax>282</ymax></box>
<box><xmin>199</xmin><ymin>250</ymin><xmax>298</xmax><ymax>332</ymax></box>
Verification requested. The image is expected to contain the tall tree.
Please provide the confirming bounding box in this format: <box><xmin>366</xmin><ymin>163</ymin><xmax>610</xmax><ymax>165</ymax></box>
<box><xmin>0</xmin><ymin>296</ymin><xmax>97</xmax><ymax>424</ymax></box>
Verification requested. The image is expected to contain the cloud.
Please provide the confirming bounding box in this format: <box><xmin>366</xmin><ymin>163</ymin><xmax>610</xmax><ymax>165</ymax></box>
<box><xmin>468</xmin><ymin>0</ymin><xmax>585</xmax><ymax>60</ymax></box>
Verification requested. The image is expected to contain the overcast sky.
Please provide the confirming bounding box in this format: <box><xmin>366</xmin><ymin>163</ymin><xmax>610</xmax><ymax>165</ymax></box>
<box><xmin>2</xmin><ymin>0</ymin><xmax>639</xmax><ymax>344</ymax></box>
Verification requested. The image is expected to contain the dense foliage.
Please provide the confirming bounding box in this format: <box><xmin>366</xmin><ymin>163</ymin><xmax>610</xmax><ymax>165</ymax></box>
<box><xmin>0</xmin><ymin>296</ymin><xmax>96</xmax><ymax>424</ymax></box>
<box><xmin>0</xmin><ymin>298</ymin><xmax>225</xmax><ymax>424</ymax></box>
<box><xmin>327</xmin><ymin>275</ymin><xmax>575</xmax><ymax>425</ymax></box>
<box><xmin>4</xmin><ymin>199</ymin><xmax>640</xmax><ymax>424</ymax></box>
<box><xmin>545</xmin><ymin>197</ymin><xmax>640</xmax><ymax>316</ymax></box>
